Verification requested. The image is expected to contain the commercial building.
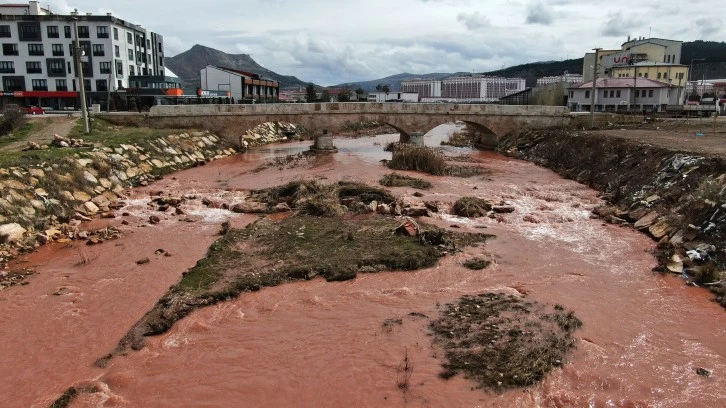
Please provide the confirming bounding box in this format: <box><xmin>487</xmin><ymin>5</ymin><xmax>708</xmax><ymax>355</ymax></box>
<box><xmin>568</xmin><ymin>77</ymin><xmax>680</xmax><ymax>113</ymax></box>
<box><xmin>366</xmin><ymin>91</ymin><xmax>418</xmax><ymax>102</ymax></box>
<box><xmin>400</xmin><ymin>75</ymin><xmax>525</xmax><ymax>103</ymax></box>
<box><xmin>583</xmin><ymin>37</ymin><xmax>684</xmax><ymax>82</ymax></box>
<box><xmin>0</xmin><ymin>1</ymin><xmax>165</xmax><ymax>110</ymax></box>
<box><xmin>200</xmin><ymin>65</ymin><xmax>279</xmax><ymax>102</ymax></box>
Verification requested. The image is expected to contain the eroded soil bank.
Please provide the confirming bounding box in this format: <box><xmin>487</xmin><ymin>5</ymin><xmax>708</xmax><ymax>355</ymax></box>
<box><xmin>498</xmin><ymin>129</ymin><xmax>726</xmax><ymax>306</ymax></box>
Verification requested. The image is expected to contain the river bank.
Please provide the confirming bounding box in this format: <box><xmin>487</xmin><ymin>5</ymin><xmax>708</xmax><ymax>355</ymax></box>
<box><xmin>497</xmin><ymin>128</ymin><xmax>726</xmax><ymax>307</ymax></box>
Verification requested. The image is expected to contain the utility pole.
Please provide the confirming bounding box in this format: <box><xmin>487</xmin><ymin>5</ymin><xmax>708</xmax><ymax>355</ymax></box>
<box><xmin>687</xmin><ymin>58</ymin><xmax>705</xmax><ymax>104</ymax></box>
<box><xmin>590</xmin><ymin>48</ymin><xmax>601</xmax><ymax>129</ymax></box>
<box><xmin>72</xmin><ymin>10</ymin><xmax>90</xmax><ymax>134</ymax></box>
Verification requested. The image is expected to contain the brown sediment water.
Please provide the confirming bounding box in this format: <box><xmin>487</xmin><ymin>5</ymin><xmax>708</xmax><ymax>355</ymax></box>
<box><xmin>2</xmin><ymin>124</ymin><xmax>726</xmax><ymax>407</ymax></box>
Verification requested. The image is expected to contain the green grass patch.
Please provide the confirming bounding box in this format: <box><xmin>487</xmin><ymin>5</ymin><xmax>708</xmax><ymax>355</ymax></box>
<box><xmin>68</xmin><ymin>117</ymin><xmax>195</xmax><ymax>147</ymax></box>
<box><xmin>380</xmin><ymin>173</ymin><xmax>433</xmax><ymax>190</ymax></box>
<box><xmin>0</xmin><ymin>121</ymin><xmax>34</xmax><ymax>149</ymax></box>
<box><xmin>430</xmin><ymin>293</ymin><xmax>581</xmax><ymax>390</ymax></box>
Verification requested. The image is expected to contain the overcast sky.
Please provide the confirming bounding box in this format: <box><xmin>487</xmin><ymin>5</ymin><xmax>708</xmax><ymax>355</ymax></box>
<box><xmin>45</xmin><ymin>0</ymin><xmax>723</xmax><ymax>86</ymax></box>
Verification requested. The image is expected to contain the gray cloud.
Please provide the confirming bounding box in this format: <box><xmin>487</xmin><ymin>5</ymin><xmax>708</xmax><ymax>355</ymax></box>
<box><xmin>526</xmin><ymin>1</ymin><xmax>554</xmax><ymax>25</ymax></box>
<box><xmin>601</xmin><ymin>11</ymin><xmax>643</xmax><ymax>37</ymax></box>
<box><xmin>44</xmin><ymin>0</ymin><xmax>719</xmax><ymax>85</ymax></box>
<box><xmin>457</xmin><ymin>12</ymin><xmax>492</xmax><ymax>30</ymax></box>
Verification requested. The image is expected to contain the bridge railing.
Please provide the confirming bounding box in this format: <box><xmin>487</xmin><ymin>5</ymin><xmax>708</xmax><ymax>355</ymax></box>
<box><xmin>149</xmin><ymin>103</ymin><xmax>569</xmax><ymax>117</ymax></box>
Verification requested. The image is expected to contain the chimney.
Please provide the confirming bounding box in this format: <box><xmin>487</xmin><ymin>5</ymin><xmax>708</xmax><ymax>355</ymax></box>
<box><xmin>627</xmin><ymin>35</ymin><xmax>631</xmax><ymax>42</ymax></box>
<box><xmin>28</xmin><ymin>1</ymin><xmax>41</xmax><ymax>15</ymax></box>
<box><xmin>106</xmin><ymin>12</ymin><xmax>112</xmax><ymax>16</ymax></box>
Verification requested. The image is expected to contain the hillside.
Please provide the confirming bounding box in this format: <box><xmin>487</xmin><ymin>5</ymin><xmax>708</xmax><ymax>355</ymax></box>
<box><xmin>165</xmin><ymin>44</ymin><xmax>308</xmax><ymax>89</ymax></box>
<box><xmin>334</xmin><ymin>72</ymin><xmax>457</xmax><ymax>93</ymax></box>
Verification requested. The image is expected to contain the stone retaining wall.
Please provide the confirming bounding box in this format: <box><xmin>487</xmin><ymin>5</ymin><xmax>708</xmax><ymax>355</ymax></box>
<box><xmin>0</xmin><ymin>131</ymin><xmax>237</xmax><ymax>252</ymax></box>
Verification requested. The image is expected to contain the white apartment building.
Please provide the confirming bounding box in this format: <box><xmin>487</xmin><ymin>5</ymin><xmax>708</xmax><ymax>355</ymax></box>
<box><xmin>568</xmin><ymin>77</ymin><xmax>680</xmax><ymax>113</ymax></box>
<box><xmin>536</xmin><ymin>73</ymin><xmax>583</xmax><ymax>87</ymax></box>
<box><xmin>400</xmin><ymin>75</ymin><xmax>525</xmax><ymax>103</ymax></box>
<box><xmin>366</xmin><ymin>91</ymin><xmax>418</xmax><ymax>102</ymax></box>
<box><xmin>0</xmin><ymin>1</ymin><xmax>165</xmax><ymax>109</ymax></box>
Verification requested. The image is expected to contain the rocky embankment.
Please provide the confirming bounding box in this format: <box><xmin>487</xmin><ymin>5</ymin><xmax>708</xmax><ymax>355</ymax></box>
<box><xmin>498</xmin><ymin>129</ymin><xmax>726</xmax><ymax>307</ymax></box>
<box><xmin>0</xmin><ymin>131</ymin><xmax>237</xmax><ymax>279</ymax></box>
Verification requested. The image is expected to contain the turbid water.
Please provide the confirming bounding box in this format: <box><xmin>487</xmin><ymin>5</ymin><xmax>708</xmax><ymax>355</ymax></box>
<box><xmin>1</xmin><ymin>124</ymin><xmax>725</xmax><ymax>407</ymax></box>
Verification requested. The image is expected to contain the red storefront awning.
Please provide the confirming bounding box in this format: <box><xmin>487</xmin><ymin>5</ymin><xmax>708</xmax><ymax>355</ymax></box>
<box><xmin>2</xmin><ymin>91</ymin><xmax>79</xmax><ymax>98</ymax></box>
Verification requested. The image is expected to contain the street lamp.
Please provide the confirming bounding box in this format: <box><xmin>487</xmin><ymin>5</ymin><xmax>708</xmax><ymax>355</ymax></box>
<box><xmin>71</xmin><ymin>10</ymin><xmax>90</xmax><ymax>134</ymax></box>
<box><xmin>589</xmin><ymin>48</ymin><xmax>602</xmax><ymax>129</ymax></box>
<box><xmin>686</xmin><ymin>58</ymin><xmax>705</xmax><ymax>104</ymax></box>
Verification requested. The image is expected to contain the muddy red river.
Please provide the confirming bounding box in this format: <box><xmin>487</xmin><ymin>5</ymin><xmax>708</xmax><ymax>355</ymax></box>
<box><xmin>2</xmin><ymin>124</ymin><xmax>725</xmax><ymax>407</ymax></box>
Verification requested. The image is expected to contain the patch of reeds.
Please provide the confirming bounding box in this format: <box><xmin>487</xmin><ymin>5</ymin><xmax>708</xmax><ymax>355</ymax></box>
<box><xmin>379</xmin><ymin>173</ymin><xmax>433</xmax><ymax>190</ymax></box>
<box><xmin>452</xmin><ymin>197</ymin><xmax>492</xmax><ymax>217</ymax></box>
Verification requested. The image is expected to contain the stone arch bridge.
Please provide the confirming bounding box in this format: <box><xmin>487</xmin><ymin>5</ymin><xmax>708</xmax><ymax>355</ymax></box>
<box><xmin>144</xmin><ymin>103</ymin><xmax>569</xmax><ymax>148</ymax></box>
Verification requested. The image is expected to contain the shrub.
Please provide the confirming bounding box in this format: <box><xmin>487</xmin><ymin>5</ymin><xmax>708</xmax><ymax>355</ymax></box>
<box><xmin>0</xmin><ymin>106</ymin><xmax>27</xmax><ymax>136</ymax></box>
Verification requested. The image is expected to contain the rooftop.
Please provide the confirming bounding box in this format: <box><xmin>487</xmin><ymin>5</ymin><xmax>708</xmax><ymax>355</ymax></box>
<box><xmin>571</xmin><ymin>77</ymin><xmax>674</xmax><ymax>89</ymax></box>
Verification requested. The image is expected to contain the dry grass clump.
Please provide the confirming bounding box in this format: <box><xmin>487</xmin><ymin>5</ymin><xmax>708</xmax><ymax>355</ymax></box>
<box><xmin>388</xmin><ymin>146</ymin><xmax>447</xmax><ymax>175</ymax></box>
<box><xmin>379</xmin><ymin>173</ymin><xmax>433</xmax><ymax>190</ymax></box>
<box><xmin>430</xmin><ymin>293</ymin><xmax>581</xmax><ymax>390</ymax></box>
<box><xmin>250</xmin><ymin>179</ymin><xmax>395</xmax><ymax>216</ymax></box>
<box><xmin>463</xmin><ymin>257</ymin><xmax>491</xmax><ymax>270</ymax></box>
<box><xmin>452</xmin><ymin>197</ymin><xmax>492</xmax><ymax>217</ymax></box>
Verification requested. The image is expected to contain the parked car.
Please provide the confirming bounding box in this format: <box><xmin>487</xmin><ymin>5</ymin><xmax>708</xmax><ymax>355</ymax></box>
<box><xmin>26</xmin><ymin>105</ymin><xmax>45</xmax><ymax>115</ymax></box>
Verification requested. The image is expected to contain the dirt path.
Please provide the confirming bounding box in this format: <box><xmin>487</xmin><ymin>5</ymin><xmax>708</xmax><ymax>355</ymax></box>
<box><xmin>591</xmin><ymin>118</ymin><xmax>726</xmax><ymax>158</ymax></box>
<box><xmin>0</xmin><ymin>115</ymin><xmax>77</xmax><ymax>152</ymax></box>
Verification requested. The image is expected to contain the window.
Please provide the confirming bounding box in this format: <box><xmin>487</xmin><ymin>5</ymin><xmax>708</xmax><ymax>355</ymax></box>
<box><xmin>116</xmin><ymin>60</ymin><xmax>123</xmax><ymax>75</ymax></box>
<box><xmin>128</xmin><ymin>49</ymin><xmax>133</xmax><ymax>60</ymax></box>
<box><xmin>96</xmin><ymin>79</ymin><xmax>108</xmax><ymax>91</ymax></box>
<box><xmin>115</xmin><ymin>45</ymin><xmax>120</xmax><ymax>58</ymax></box>
<box><xmin>97</xmin><ymin>26</ymin><xmax>109</xmax><ymax>38</ymax></box>
<box><xmin>3</xmin><ymin>77</ymin><xmax>24</xmax><ymax>91</ymax></box>
<box><xmin>585</xmin><ymin>90</ymin><xmax>590</xmax><ymax>99</ymax></box>
<box><xmin>657</xmin><ymin>73</ymin><xmax>662</xmax><ymax>79</ymax></box>
<box><xmin>643</xmin><ymin>73</ymin><xmax>648</xmax><ymax>78</ymax></box>
<box><xmin>113</xmin><ymin>27</ymin><xmax>118</xmax><ymax>40</ymax></box>
<box><xmin>129</xmin><ymin>65</ymin><xmax>135</xmax><ymax>75</ymax></box>
<box><xmin>78</xmin><ymin>26</ymin><xmax>89</xmax><ymax>38</ymax></box>
<box><xmin>648</xmin><ymin>90</ymin><xmax>654</xmax><ymax>97</ymax></box>
<box><xmin>0</xmin><ymin>61</ymin><xmax>14</xmax><ymax>73</ymax></box>
<box><xmin>609</xmin><ymin>90</ymin><xmax>615</xmax><ymax>98</ymax></box>
<box><xmin>64</xmin><ymin>26</ymin><xmax>71</xmax><ymax>38</ymax></box>
<box><xmin>0</xmin><ymin>25</ymin><xmax>10</xmax><ymax>38</ymax></box>
<box><xmin>47</xmin><ymin>59</ymin><xmax>64</xmax><ymax>75</ymax></box>
<box><xmin>67</xmin><ymin>61</ymin><xmax>71</xmax><ymax>74</ymax></box>
<box><xmin>69</xmin><ymin>43</ymin><xmax>73</xmax><ymax>56</ymax></box>
<box><xmin>147</xmin><ymin>39</ymin><xmax>150</xmax><ymax>48</ymax></box>
<box><xmin>92</xmin><ymin>44</ymin><xmax>104</xmax><ymax>56</ymax></box>
<box><xmin>100</xmin><ymin>61</ymin><xmax>111</xmax><ymax>74</ymax></box>
<box><xmin>634</xmin><ymin>90</ymin><xmax>639</xmax><ymax>97</ymax></box>
<box><xmin>28</xmin><ymin>43</ymin><xmax>43</xmax><ymax>56</ymax></box>
<box><xmin>47</xmin><ymin>25</ymin><xmax>59</xmax><ymax>38</ymax></box>
<box><xmin>616</xmin><ymin>90</ymin><xmax>621</xmax><ymax>98</ymax></box>
<box><xmin>2</xmin><ymin>43</ymin><xmax>18</xmax><ymax>56</ymax></box>
<box><xmin>127</xmin><ymin>32</ymin><xmax>132</xmax><ymax>44</ymax></box>
<box><xmin>569</xmin><ymin>91</ymin><xmax>573</xmax><ymax>98</ymax></box>
<box><xmin>159</xmin><ymin>56</ymin><xmax>163</xmax><ymax>66</ymax></box>
<box><xmin>31</xmin><ymin>79</ymin><xmax>47</xmax><ymax>91</ymax></box>
<box><xmin>56</xmin><ymin>79</ymin><xmax>67</xmax><ymax>91</ymax></box>
<box><xmin>83</xmin><ymin>79</ymin><xmax>91</xmax><ymax>91</ymax></box>
<box><xmin>52</xmin><ymin>44</ymin><xmax>63</xmax><ymax>56</ymax></box>
<box><xmin>18</xmin><ymin>22</ymin><xmax>41</xmax><ymax>41</ymax></box>
<box><xmin>26</xmin><ymin>61</ymin><xmax>42</xmax><ymax>74</ymax></box>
